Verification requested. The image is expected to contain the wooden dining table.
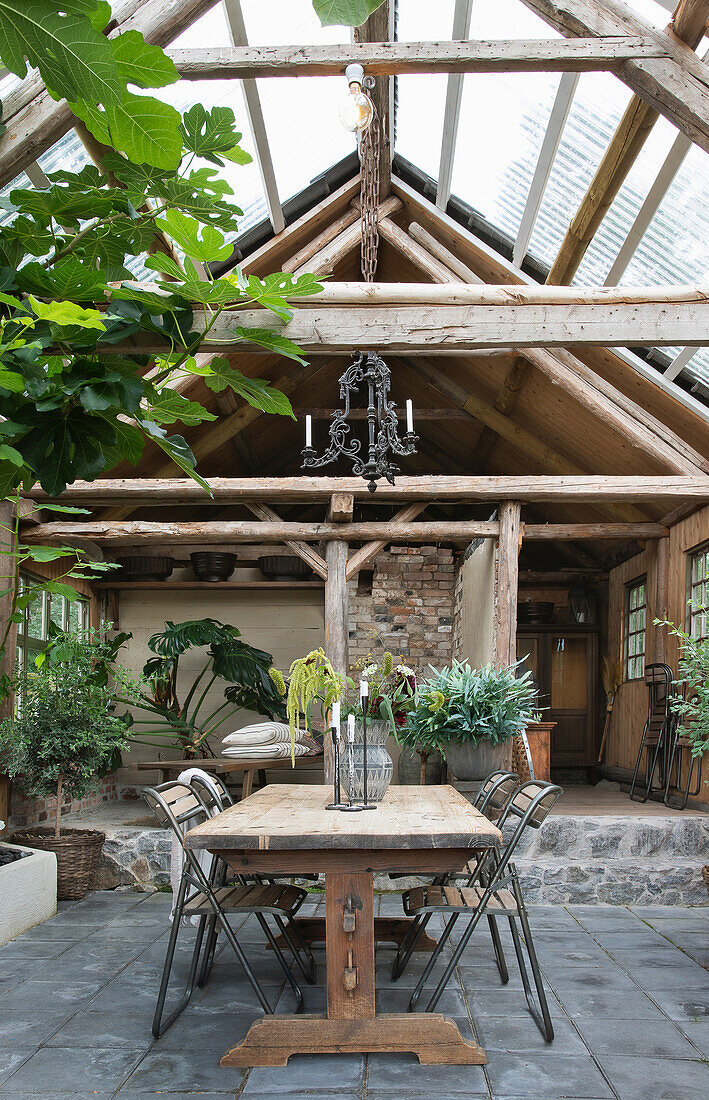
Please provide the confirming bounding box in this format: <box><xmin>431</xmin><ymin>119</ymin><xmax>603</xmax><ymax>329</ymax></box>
<box><xmin>185</xmin><ymin>782</ymin><xmax>502</xmax><ymax>1067</ymax></box>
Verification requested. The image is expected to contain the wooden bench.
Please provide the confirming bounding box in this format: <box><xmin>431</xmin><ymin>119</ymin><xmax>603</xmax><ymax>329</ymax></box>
<box><xmin>135</xmin><ymin>753</ymin><xmax>323</xmax><ymax>800</ymax></box>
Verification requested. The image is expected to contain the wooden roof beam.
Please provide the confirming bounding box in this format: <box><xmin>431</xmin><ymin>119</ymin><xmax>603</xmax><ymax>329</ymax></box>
<box><xmin>167</xmin><ymin>38</ymin><xmax>671</xmax><ymax>78</ymax></box>
<box><xmin>524</xmin><ymin>0</ymin><xmax>709</xmax><ymax>284</ymax></box>
<box><xmin>26</xmin><ymin>475</ymin><xmax>709</xmax><ymax>505</ymax></box>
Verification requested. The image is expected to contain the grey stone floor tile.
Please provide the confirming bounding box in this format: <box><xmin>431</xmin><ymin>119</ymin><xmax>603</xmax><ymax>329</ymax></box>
<box><xmin>484</xmin><ymin>1051</ymin><xmax>613</xmax><ymax>1098</ymax></box>
<box><xmin>241</xmin><ymin>1053</ymin><xmax>364</xmax><ymax>1095</ymax></box>
<box><xmin>629</xmin><ymin>962</ymin><xmax>709</xmax><ymax>989</ymax></box>
<box><xmin>117</xmin><ymin>1093</ymin><xmax>230</xmax><ymax>1099</ymax></box>
<box><xmin>548</xmin><ymin>988</ymin><xmax>666</xmax><ymax>1020</ymax></box>
<box><xmin>0</xmin><ymin>961</ymin><xmax>46</xmax><ymax>987</ymax></box>
<box><xmin>597</xmin><ymin>1055</ymin><xmax>709</xmax><ymax>1100</ymax></box>
<box><xmin>574</xmin><ymin>1017</ymin><xmax>700</xmax><ymax>1058</ymax></box>
<box><xmin>153</xmin><ymin>1009</ymin><xmax>258</xmax><ymax>1050</ymax></box>
<box><xmin>545</xmin><ymin>967</ymin><xmax>639</xmax><ymax>992</ymax></box>
<box><xmin>45</xmin><ymin>1009</ymin><xmax>155</xmax><ymax>1049</ymax></box>
<box><xmin>375</xmin><ymin>985</ymin><xmax>468</xmax><ymax>1016</ymax></box>
<box><xmin>0</xmin><ymin>1052</ymin><xmax>35</xmax><ymax>1090</ymax></box>
<box><xmin>675</xmin><ymin>1018</ymin><xmax>709</xmax><ymax>1055</ymax></box>
<box><xmin>122</xmin><ymin>1049</ymin><xmax>245</xmax><ymax>1094</ymax></box>
<box><xmin>466</xmin><ymin>987</ymin><xmax>565</xmax><ymax>1019</ymax></box>
<box><xmin>472</xmin><ymin>1014</ymin><xmax>586</xmax><ymax>1055</ymax></box>
<box><xmin>0</xmin><ymin>939</ymin><xmax>74</xmax><ymax>959</ymax></box>
<box><xmin>642</xmin><ymin>988</ymin><xmax>709</xmax><ymax>1021</ymax></box>
<box><xmin>644</xmin><ymin>917</ymin><xmax>709</xmax><ymax>935</ymax></box>
<box><xmin>582</xmin><ymin>929</ymin><xmax>669</xmax><ymax>952</ymax></box>
<box><xmin>366</xmin><ymin>1051</ymin><xmax>487</xmax><ymax>1095</ymax></box>
<box><xmin>2</xmin><ymin>978</ymin><xmax>102</xmax><ymax>1016</ymax></box>
<box><xmin>526</xmin><ymin>908</ymin><xmax>585</xmax><ymax>931</ymax></box>
<box><xmin>457</xmin><ymin>965</ymin><xmax>526</xmax><ymax>991</ymax></box>
<box><xmin>0</xmin><ymin>1047</ymin><xmax>144</xmax><ymax>1095</ymax></box>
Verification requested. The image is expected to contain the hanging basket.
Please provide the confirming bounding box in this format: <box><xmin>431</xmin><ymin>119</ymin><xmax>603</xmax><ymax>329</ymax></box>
<box><xmin>12</xmin><ymin>827</ymin><xmax>105</xmax><ymax>901</ymax></box>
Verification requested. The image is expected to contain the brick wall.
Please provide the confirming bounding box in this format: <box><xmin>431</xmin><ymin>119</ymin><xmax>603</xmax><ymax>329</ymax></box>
<box><xmin>348</xmin><ymin>545</ymin><xmax>456</xmax><ymax>673</ymax></box>
<box><xmin>8</xmin><ymin>774</ymin><xmax>118</xmax><ymax>831</ymax></box>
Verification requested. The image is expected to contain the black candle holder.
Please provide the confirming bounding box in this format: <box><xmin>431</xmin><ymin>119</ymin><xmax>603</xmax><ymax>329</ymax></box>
<box><xmin>326</xmin><ymin>727</ymin><xmax>348</xmax><ymax>811</ymax></box>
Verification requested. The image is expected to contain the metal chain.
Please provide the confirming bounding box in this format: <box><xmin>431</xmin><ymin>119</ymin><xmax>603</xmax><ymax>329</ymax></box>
<box><xmin>359</xmin><ymin>101</ymin><xmax>380</xmax><ymax>284</ymax></box>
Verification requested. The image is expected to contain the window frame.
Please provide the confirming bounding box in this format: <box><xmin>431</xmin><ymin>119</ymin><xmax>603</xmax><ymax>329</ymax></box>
<box><xmin>624</xmin><ymin>575</ymin><xmax>647</xmax><ymax>682</ymax></box>
<box><xmin>15</xmin><ymin>571</ymin><xmax>90</xmax><ymax>695</ymax></box>
<box><xmin>687</xmin><ymin>542</ymin><xmax>709</xmax><ymax>642</ymax></box>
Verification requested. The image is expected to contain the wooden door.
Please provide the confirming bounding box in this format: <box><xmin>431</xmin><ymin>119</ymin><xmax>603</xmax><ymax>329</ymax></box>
<box><xmin>518</xmin><ymin>629</ymin><xmax>599</xmax><ymax>768</ymax></box>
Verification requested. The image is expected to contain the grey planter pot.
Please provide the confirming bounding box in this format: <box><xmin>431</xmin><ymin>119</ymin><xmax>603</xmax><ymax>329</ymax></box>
<box><xmin>444</xmin><ymin>738</ymin><xmax>507</xmax><ymax>782</ymax></box>
<box><xmin>397</xmin><ymin>746</ymin><xmax>444</xmax><ymax>785</ymax></box>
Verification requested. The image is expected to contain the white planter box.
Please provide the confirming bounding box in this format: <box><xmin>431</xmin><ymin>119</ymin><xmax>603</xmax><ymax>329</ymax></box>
<box><xmin>0</xmin><ymin>841</ymin><xmax>57</xmax><ymax>944</ymax></box>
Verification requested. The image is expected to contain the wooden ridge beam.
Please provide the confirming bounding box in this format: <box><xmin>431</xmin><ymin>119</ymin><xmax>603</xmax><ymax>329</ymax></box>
<box><xmin>167</xmin><ymin>37</ymin><xmax>669</xmax><ymax>79</ymax></box>
<box><xmin>27</xmin><ymin>475</ymin><xmax>709</xmax><ymax>505</ymax></box>
<box><xmin>23</xmin><ymin>518</ymin><xmax>668</xmax><ymax>545</ymax></box>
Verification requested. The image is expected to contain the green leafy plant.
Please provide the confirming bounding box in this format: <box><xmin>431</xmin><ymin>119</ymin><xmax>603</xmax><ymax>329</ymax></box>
<box><xmin>341</xmin><ymin>648</ymin><xmax>417</xmax><ymax>733</ymax></box>
<box><xmin>401</xmin><ymin>660</ymin><xmax>538</xmax><ymax>759</ymax></box>
<box><xmin>0</xmin><ymin>106</ymin><xmax>321</xmax><ymax>500</ymax></box>
<box><xmin>313</xmin><ymin>0</ymin><xmax>387</xmax><ymax>27</ymax></box>
<box><xmin>655</xmin><ymin>612</ymin><xmax>709</xmax><ymax>764</ymax></box>
<box><xmin>0</xmin><ymin>624</ymin><xmax>131</xmax><ymax>836</ymax></box>
<box><xmin>286</xmin><ymin>648</ymin><xmax>345</xmax><ymax>750</ymax></box>
<box><xmin>116</xmin><ymin>618</ymin><xmax>287</xmax><ymax>759</ymax></box>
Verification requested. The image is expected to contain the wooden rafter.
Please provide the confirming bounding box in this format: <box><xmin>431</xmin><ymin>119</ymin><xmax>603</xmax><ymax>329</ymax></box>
<box><xmin>353</xmin><ymin>0</ymin><xmax>393</xmax><ymax>202</ymax></box>
<box><xmin>245</xmin><ymin>503</ymin><xmax>328</xmax><ymax>579</ymax></box>
<box><xmin>524</xmin><ymin>0</ymin><xmax>709</xmax><ymax>284</ymax></box>
<box><xmin>345</xmin><ymin>504</ymin><xmax>427</xmax><ymax>579</ymax></box>
<box><xmin>26</xmin><ymin>475</ymin><xmax>709</xmax><ymax>505</ymax></box>
<box><xmin>473</xmin><ymin>358</ymin><xmax>532</xmax><ymax>471</ymax></box>
<box><xmin>168</xmin><ymin>38</ymin><xmax>670</xmax><ymax>78</ymax></box>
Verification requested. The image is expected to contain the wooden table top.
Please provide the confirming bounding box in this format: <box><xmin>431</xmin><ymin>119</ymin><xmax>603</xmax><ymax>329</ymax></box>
<box><xmin>185</xmin><ymin>783</ymin><xmax>501</xmax><ymax>852</ymax></box>
<box><xmin>136</xmin><ymin>754</ymin><xmax>323</xmax><ymax>774</ymax></box>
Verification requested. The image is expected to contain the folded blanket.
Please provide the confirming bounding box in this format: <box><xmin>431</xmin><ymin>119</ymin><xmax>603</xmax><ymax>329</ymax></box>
<box><xmin>222</xmin><ymin>722</ymin><xmax>292</xmax><ymax>747</ymax></box>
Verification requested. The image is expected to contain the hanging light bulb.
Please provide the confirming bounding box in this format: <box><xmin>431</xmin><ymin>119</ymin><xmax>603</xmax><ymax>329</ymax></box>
<box><xmin>338</xmin><ymin>63</ymin><xmax>374</xmax><ymax>133</ymax></box>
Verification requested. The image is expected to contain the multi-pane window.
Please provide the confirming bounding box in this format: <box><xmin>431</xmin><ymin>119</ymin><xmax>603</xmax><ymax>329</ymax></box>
<box><xmin>687</xmin><ymin>544</ymin><xmax>709</xmax><ymax>641</ymax></box>
<box><xmin>15</xmin><ymin>572</ymin><xmax>89</xmax><ymax>682</ymax></box>
<box><xmin>624</xmin><ymin>578</ymin><xmax>647</xmax><ymax>681</ymax></box>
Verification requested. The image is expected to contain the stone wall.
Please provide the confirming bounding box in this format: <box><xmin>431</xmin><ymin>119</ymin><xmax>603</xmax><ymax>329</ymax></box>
<box><xmin>348</xmin><ymin>545</ymin><xmax>456</xmax><ymax>673</ymax></box>
<box><xmin>9</xmin><ymin>774</ymin><xmax>118</xmax><ymax>832</ymax></box>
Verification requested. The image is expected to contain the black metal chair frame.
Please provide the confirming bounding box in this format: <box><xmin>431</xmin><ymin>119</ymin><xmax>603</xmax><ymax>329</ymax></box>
<box><xmin>143</xmin><ymin>780</ymin><xmax>307</xmax><ymax>1038</ymax></box>
<box><xmin>390</xmin><ymin>771</ymin><xmax>522</xmax><ymax>981</ymax></box>
<box><xmin>400</xmin><ymin>780</ymin><xmax>563</xmax><ymax>1042</ymax></box>
<box><xmin>629</xmin><ymin>663</ymin><xmax>674</xmax><ymax>803</ymax></box>
<box><xmin>186</xmin><ymin>774</ymin><xmax>316</xmax><ymax>990</ymax></box>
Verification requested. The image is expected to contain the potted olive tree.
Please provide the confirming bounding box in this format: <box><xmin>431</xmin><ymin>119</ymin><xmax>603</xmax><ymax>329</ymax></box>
<box><xmin>1</xmin><ymin>627</ymin><xmax>131</xmax><ymax>899</ymax></box>
<box><xmin>403</xmin><ymin>660</ymin><xmax>537</xmax><ymax>782</ymax></box>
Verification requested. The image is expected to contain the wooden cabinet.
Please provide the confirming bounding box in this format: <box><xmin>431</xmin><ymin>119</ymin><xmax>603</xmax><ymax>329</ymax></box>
<box><xmin>517</xmin><ymin>627</ymin><xmax>599</xmax><ymax>768</ymax></box>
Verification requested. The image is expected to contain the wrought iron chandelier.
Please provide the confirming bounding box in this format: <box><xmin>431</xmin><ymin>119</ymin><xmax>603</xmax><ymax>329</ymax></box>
<box><xmin>301</xmin><ymin>351</ymin><xmax>418</xmax><ymax>493</ymax></box>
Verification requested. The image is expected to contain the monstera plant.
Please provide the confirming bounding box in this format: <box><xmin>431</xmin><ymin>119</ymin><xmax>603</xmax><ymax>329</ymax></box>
<box><xmin>117</xmin><ymin>618</ymin><xmax>287</xmax><ymax>759</ymax></box>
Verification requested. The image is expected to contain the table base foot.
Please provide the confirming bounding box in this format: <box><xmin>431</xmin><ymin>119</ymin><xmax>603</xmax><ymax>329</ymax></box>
<box><xmin>220</xmin><ymin>1013</ymin><xmax>486</xmax><ymax>1067</ymax></box>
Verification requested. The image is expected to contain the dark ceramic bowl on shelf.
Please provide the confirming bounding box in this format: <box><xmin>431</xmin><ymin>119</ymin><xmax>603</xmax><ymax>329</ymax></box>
<box><xmin>115</xmin><ymin>555</ymin><xmax>173</xmax><ymax>581</ymax></box>
<box><xmin>190</xmin><ymin>552</ymin><xmax>237</xmax><ymax>583</ymax></box>
<box><xmin>518</xmin><ymin>600</ymin><xmax>555</xmax><ymax>624</ymax></box>
<box><xmin>258</xmin><ymin>555</ymin><xmax>312</xmax><ymax>581</ymax></box>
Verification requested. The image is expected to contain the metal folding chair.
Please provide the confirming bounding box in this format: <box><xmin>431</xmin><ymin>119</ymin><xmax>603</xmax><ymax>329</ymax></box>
<box><xmin>390</xmin><ymin>770</ymin><xmax>522</xmax><ymax>981</ymax></box>
<box><xmin>401</xmin><ymin>779</ymin><xmax>563</xmax><ymax>1041</ymax></box>
<box><xmin>143</xmin><ymin>781</ymin><xmax>307</xmax><ymax>1038</ymax></box>
<box><xmin>186</xmin><ymin>775</ymin><xmax>316</xmax><ymax>989</ymax></box>
<box><xmin>629</xmin><ymin>663</ymin><xmax>674</xmax><ymax>803</ymax></box>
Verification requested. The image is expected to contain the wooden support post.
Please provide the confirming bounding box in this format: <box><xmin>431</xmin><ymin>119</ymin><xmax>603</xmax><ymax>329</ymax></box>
<box><xmin>654</xmin><ymin>535</ymin><xmax>669</xmax><ymax>665</ymax></box>
<box><xmin>495</xmin><ymin>502</ymin><xmax>522</xmax><ymax>671</ymax></box>
<box><xmin>328</xmin><ymin>493</ymin><xmax>354</xmax><ymax>523</ymax></box>
<box><xmin>325</xmin><ymin>539</ymin><xmax>349</xmax><ymax>782</ymax></box>
<box><xmin>0</xmin><ymin>501</ymin><xmax>16</xmax><ymax>831</ymax></box>
<box><xmin>325</xmin><ymin>871</ymin><xmax>375</xmax><ymax>1019</ymax></box>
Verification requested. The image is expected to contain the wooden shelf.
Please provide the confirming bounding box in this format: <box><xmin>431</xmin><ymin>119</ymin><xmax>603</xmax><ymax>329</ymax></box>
<box><xmin>93</xmin><ymin>580</ymin><xmax>324</xmax><ymax>591</ymax></box>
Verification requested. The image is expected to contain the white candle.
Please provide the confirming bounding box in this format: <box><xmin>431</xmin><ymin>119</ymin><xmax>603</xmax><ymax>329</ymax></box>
<box><xmin>347</xmin><ymin>713</ymin><xmax>355</xmax><ymax>740</ymax></box>
<box><xmin>359</xmin><ymin>679</ymin><xmax>369</xmax><ymax>700</ymax></box>
<box><xmin>331</xmin><ymin>700</ymin><xmax>340</xmax><ymax>729</ymax></box>
<box><xmin>406</xmin><ymin>399</ymin><xmax>413</xmax><ymax>433</ymax></box>
<box><xmin>305</xmin><ymin>414</ymin><xmax>312</xmax><ymax>448</ymax></box>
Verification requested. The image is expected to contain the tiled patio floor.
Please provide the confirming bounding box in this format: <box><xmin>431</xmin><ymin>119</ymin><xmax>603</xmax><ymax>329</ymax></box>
<box><xmin>1</xmin><ymin>890</ymin><xmax>708</xmax><ymax>1098</ymax></box>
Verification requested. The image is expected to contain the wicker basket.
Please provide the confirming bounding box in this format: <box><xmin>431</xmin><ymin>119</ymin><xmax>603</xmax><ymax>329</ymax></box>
<box><xmin>12</xmin><ymin>828</ymin><xmax>105</xmax><ymax>900</ymax></box>
<box><xmin>702</xmin><ymin>865</ymin><xmax>709</xmax><ymax>897</ymax></box>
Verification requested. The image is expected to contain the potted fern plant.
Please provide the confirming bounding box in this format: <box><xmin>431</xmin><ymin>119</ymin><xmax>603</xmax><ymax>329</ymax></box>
<box><xmin>2</xmin><ymin>626</ymin><xmax>131</xmax><ymax>899</ymax></box>
<box><xmin>404</xmin><ymin>660</ymin><xmax>537</xmax><ymax>781</ymax></box>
